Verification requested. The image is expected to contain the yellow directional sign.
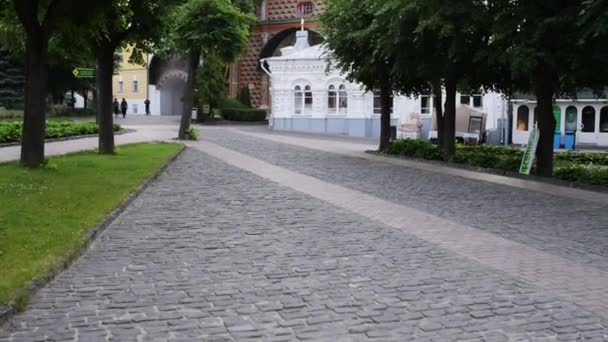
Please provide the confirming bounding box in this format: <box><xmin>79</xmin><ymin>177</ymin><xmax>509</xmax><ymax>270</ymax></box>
<box><xmin>73</xmin><ymin>68</ymin><xmax>95</xmax><ymax>79</ymax></box>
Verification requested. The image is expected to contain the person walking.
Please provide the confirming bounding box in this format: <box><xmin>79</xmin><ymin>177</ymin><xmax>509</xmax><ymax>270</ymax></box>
<box><xmin>145</xmin><ymin>98</ymin><xmax>151</xmax><ymax>115</ymax></box>
<box><xmin>113</xmin><ymin>98</ymin><xmax>120</xmax><ymax>118</ymax></box>
<box><xmin>120</xmin><ymin>98</ymin><xmax>128</xmax><ymax>119</ymax></box>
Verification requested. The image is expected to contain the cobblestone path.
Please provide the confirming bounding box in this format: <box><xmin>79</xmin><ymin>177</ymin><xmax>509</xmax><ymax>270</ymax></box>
<box><xmin>1</xmin><ymin>128</ymin><xmax>607</xmax><ymax>341</ymax></box>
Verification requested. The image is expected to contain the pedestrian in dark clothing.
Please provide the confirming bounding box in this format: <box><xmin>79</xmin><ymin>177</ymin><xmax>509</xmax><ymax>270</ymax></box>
<box><xmin>113</xmin><ymin>98</ymin><xmax>120</xmax><ymax>118</ymax></box>
<box><xmin>145</xmin><ymin>99</ymin><xmax>151</xmax><ymax>115</ymax></box>
<box><xmin>120</xmin><ymin>98</ymin><xmax>128</xmax><ymax>119</ymax></box>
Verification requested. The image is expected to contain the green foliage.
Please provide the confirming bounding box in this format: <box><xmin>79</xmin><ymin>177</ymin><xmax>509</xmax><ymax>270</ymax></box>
<box><xmin>238</xmin><ymin>86</ymin><xmax>252</xmax><ymax>108</ymax></box>
<box><xmin>0</xmin><ymin>142</ymin><xmax>183</xmax><ymax>306</ymax></box>
<box><xmin>0</xmin><ymin>121</ymin><xmax>121</xmax><ymax>144</ymax></box>
<box><xmin>385</xmin><ymin>139</ymin><xmax>444</xmax><ymax>160</ymax></box>
<box><xmin>554</xmin><ymin>164</ymin><xmax>608</xmax><ymax>187</ymax></box>
<box><xmin>175</xmin><ymin>0</ymin><xmax>255</xmax><ymax>63</ymax></box>
<box><xmin>453</xmin><ymin>145</ymin><xmax>523</xmax><ymax>172</ymax></box>
<box><xmin>386</xmin><ymin>139</ymin><xmax>608</xmax><ymax>186</ymax></box>
<box><xmin>222</xmin><ymin>97</ymin><xmax>250</xmax><ymax>110</ymax></box>
<box><xmin>184</xmin><ymin>127</ymin><xmax>200</xmax><ymax>141</ymax></box>
<box><xmin>195</xmin><ymin>52</ymin><xmax>226</xmax><ymax>117</ymax></box>
<box><xmin>555</xmin><ymin>152</ymin><xmax>608</xmax><ymax>166</ymax></box>
<box><xmin>221</xmin><ymin>108</ymin><xmax>267</xmax><ymax>122</ymax></box>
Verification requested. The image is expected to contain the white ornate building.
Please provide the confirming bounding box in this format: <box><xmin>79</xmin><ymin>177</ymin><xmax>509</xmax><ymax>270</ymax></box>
<box><xmin>263</xmin><ymin>30</ymin><xmax>608</xmax><ymax>148</ymax></box>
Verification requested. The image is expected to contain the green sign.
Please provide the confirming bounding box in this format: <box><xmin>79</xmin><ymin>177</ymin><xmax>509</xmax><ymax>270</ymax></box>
<box><xmin>72</xmin><ymin>68</ymin><xmax>95</xmax><ymax>79</ymax></box>
<box><xmin>553</xmin><ymin>105</ymin><xmax>562</xmax><ymax>133</ymax></box>
<box><xmin>520</xmin><ymin>127</ymin><xmax>540</xmax><ymax>175</ymax></box>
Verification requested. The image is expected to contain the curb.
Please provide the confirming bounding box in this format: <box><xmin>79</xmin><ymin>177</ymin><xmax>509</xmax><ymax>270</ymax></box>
<box><xmin>366</xmin><ymin>151</ymin><xmax>608</xmax><ymax>194</ymax></box>
<box><xmin>0</xmin><ymin>145</ymin><xmax>186</xmax><ymax>326</ymax></box>
<box><xmin>0</xmin><ymin>129</ymin><xmax>134</xmax><ymax>148</ymax></box>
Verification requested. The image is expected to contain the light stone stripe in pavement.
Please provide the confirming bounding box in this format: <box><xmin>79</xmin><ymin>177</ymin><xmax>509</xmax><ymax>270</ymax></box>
<box><xmin>190</xmin><ymin>140</ymin><xmax>608</xmax><ymax>320</ymax></box>
<box><xmin>230</xmin><ymin>128</ymin><xmax>608</xmax><ymax>205</ymax></box>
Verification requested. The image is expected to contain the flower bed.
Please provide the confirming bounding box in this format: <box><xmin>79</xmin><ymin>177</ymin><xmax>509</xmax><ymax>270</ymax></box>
<box><xmin>386</xmin><ymin>139</ymin><xmax>608</xmax><ymax>187</ymax></box>
<box><xmin>0</xmin><ymin>121</ymin><xmax>120</xmax><ymax>144</ymax></box>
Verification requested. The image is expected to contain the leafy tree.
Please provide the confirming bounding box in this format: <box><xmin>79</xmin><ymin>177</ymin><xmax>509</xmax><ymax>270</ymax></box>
<box><xmin>388</xmin><ymin>0</ymin><xmax>491</xmax><ymax>158</ymax></box>
<box><xmin>195</xmin><ymin>52</ymin><xmax>227</xmax><ymax>121</ymax></box>
<box><xmin>321</xmin><ymin>0</ymin><xmax>397</xmax><ymax>152</ymax></box>
<box><xmin>2</xmin><ymin>0</ymin><xmax>104</xmax><ymax>166</ymax></box>
<box><xmin>84</xmin><ymin>0</ymin><xmax>179</xmax><ymax>154</ymax></box>
<box><xmin>173</xmin><ymin>0</ymin><xmax>254</xmax><ymax>139</ymax></box>
<box><xmin>489</xmin><ymin>0</ymin><xmax>608</xmax><ymax>176</ymax></box>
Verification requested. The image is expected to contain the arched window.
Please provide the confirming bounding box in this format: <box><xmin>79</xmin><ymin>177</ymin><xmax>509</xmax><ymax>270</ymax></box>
<box><xmin>304</xmin><ymin>85</ymin><xmax>313</xmax><ymax>112</ymax></box>
<box><xmin>582</xmin><ymin>106</ymin><xmax>596</xmax><ymax>133</ymax></box>
<box><xmin>328</xmin><ymin>85</ymin><xmax>337</xmax><ymax>113</ymax></box>
<box><xmin>516</xmin><ymin>106</ymin><xmax>529</xmax><ymax>131</ymax></box>
<box><xmin>565</xmin><ymin>106</ymin><xmax>578</xmax><ymax>132</ymax></box>
<box><xmin>294</xmin><ymin>86</ymin><xmax>303</xmax><ymax>114</ymax></box>
<box><xmin>338</xmin><ymin>85</ymin><xmax>348</xmax><ymax>112</ymax></box>
<box><xmin>600</xmin><ymin>106</ymin><xmax>608</xmax><ymax>133</ymax></box>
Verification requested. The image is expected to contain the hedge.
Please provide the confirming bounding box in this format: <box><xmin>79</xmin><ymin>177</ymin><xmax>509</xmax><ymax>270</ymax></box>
<box><xmin>386</xmin><ymin>139</ymin><xmax>608</xmax><ymax>187</ymax></box>
<box><xmin>221</xmin><ymin>108</ymin><xmax>267</xmax><ymax>122</ymax></box>
<box><xmin>0</xmin><ymin>121</ymin><xmax>120</xmax><ymax>144</ymax></box>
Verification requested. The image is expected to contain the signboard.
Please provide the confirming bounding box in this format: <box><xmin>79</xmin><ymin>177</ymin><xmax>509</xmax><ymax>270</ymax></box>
<box><xmin>72</xmin><ymin>68</ymin><xmax>95</xmax><ymax>79</ymax></box>
<box><xmin>519</xmin><ymin>127</ymin><xmax>540</xmax><ymax>175</ymax></box>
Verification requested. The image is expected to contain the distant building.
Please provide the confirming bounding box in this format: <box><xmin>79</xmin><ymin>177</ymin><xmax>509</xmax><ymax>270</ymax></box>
<box><xmin>112</xmin><ymin>47</ymin><xmax>189</xmax><ymax>116</ymax></box>
<box><xmin>112</xmin><ymin>47</ymin><xmax>150</xmax><ymax>115</ymax></box>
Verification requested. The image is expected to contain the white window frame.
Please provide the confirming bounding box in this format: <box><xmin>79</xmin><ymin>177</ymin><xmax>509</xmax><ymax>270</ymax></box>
<box><xmin>118</xmin><ymin>80</ymin><xmax>124</xmax><ymax>93</ymax></box>
<box><xmin>420</xmin><ymin>94</ymin><xmax>432</xmax><ymax>115</ymax></box>
<box><xmin>132</xmin><ymin>80</ymin><xmax>139</xmax><ymax>93</ymax></box>
<box><xmin>328</xmin><ymin>85</ymin><xmax>337</xmax><ymax>113</ymax></box>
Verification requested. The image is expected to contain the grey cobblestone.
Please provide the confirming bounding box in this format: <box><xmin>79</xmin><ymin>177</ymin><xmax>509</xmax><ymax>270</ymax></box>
<box><xmin>205</xmin><ymin>127</ymin><xmax>608</xmax><ymax>272</ymax></box>
<box><xmin>1</xmin><ymin>144</ymin><xmax>607</xmax><ymax>340</ymax></box>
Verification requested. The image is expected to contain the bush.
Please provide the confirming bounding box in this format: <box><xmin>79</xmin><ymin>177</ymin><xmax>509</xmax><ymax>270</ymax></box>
<box><xmin>0</xmin><ymin>121</ymin><xmax>121</xmax><ymax>144</ymax></box>
<box><xmin>51</xmin><ymin>108</ymin><xmax>97</xmax><ymax>118</ymax></box>
<box><xmin>238</xmin><ymin>86</ymin><xmax>252</xmax><ymax>108</ymax></box>
<box><xmin>555</xmin><ymin>152</ymin><xmax>608</xmax><ymax>166</ymax></box>
<box><xmin>555</xmin><ymin>164</ymin><xmax>608</xmax><ymax>187</ymax></box>
<box><xmin>221</xmin><ymin>108</ymin><xmax>267</xmax><ymax>122</ymax></box>
<box><xmin>386</xmin><ymin>140</ymin><xmax>523</xmax><ymax>172</ymax></box>
<box><xmin>453</xmin><ymin>145</ymin><xmax>523</xmax><ymax>172</ymax></box>
<box><xmin>184</xmin><ymin>127</ymin><xmax>200</xmax><ymax>141</ymax></box>
<box><xmin>221</xmin><ymin>97</ymin><xmax>250</xmax><ymax>110</ymax></box>
<box><xmin>385</xmin><ymin>139</ymin><xmax>444</xmax><ymax>160</ymax></box>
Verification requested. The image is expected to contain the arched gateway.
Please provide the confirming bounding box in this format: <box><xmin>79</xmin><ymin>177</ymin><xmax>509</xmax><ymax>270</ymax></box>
<box><xmin>149</xmin><ymin>56</ymin><xmax>189</xmax><ymax>116</ymax></box>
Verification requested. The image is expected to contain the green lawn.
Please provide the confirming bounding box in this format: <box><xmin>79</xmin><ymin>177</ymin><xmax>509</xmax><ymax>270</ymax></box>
<box><xmin>0</xmin><ymin>143</ymin><xmax>183</xmax><ymax>306</ymax></box>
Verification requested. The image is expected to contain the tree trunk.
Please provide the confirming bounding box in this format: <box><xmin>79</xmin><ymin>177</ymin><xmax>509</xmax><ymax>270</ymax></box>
<box><xmin>20</xmin><ymin>32</ymin><xmax>49</xmax><ymax>167</ymax></box>
<box><xmin>179</xmin><ymin>48</ymin><xmax>202</xmax><ymax>139</ymax></box>
<box><xmin>96</xmin><ymin>45</ymin><xmax>115</xmax><ymax>154</ymax></box>
<box><xmin>378</xmin><ymin>83</ymin><xmax>392</xmax><ymax>152</ymax></box>
<box><xmin>432</xmin><ymin>81</ymin><xmax>444</xmax><ymax>149</ymax></box>
<box><xmin>442</xmin><ymin>79</ymin><xmax>457</xmax><ymax>159</ymax></box>
<box><xmin>83</xmin><ymin>89</ymin><xmax>88</xmax><ymax>109</ymax></box>
<box><xmin>534</xmin><ymin>85</ymin><xmax>555</xmax><ymax>177</ymax></box>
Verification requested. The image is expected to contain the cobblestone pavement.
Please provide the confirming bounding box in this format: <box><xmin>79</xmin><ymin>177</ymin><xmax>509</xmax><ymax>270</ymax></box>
<box><xmin>1</xmin><ymin>130</ymin><xmax>607</xmax><ymax>341</ymax></box>
<box><xmin>200</xmin><ymin>127</ymin><xmax>608</xmax><ymax>272</ymax></box>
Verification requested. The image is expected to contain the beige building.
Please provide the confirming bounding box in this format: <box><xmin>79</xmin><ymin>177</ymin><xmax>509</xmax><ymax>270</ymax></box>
<box><xmin>112</xmin><ymin>47</ymin><xmax>150</xmax><ymax>115</ymax></box>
